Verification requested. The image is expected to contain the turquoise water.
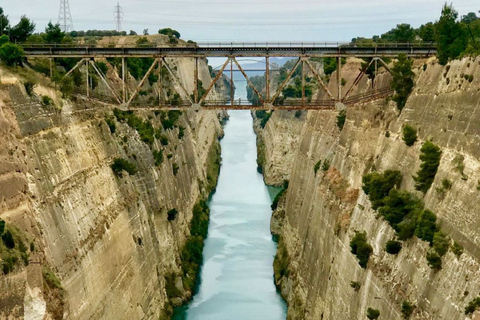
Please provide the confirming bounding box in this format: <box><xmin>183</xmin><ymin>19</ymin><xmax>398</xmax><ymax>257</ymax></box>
<box><xmin>172</xmin><ymin>75</ymin><xmax>287</xmax><ymax>320</ymax></box>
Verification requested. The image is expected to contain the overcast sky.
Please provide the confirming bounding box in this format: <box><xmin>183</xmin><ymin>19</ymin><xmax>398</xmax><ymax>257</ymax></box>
<box><xmin>1</xmin><ymin>0</ymin><xmax>479</xmax><ymax>42</ymax></box>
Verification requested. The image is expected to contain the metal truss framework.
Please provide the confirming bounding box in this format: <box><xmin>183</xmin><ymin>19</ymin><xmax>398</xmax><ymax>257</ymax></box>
<box><xmin>30</xmin><ymin>46</ymin><xmax>428</xmax><ymax>110</ymax></box>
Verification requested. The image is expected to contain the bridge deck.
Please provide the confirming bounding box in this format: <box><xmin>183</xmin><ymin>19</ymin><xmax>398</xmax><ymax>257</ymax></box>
<box><xmin>22</xmin><ymin>42</ymin><xmax>436</xmax><ymax>58</ymax></box>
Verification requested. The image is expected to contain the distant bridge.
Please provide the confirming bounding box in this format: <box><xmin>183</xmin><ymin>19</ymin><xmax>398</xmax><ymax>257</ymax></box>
<box><xmin>22</xmin><ymin>42</ymin><xmax>436</xmax><ymax>110</ymax></box>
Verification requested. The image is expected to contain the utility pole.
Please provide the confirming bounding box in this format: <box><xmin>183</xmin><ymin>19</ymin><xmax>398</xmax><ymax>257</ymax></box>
<box><xmin>58</xmin><ymin>0</ymin><xmax>74</xmax><ymax>33</ymax></box>
<box><xmin>114</xmin><ymin>3</ymin><xmax>123</xmax><ymax>32</ymax></box>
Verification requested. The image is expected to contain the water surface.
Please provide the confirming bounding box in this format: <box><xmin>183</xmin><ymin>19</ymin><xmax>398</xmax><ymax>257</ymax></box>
<box><xmin>173</xmin><ymin>72</ymin><xmax>287</xmax><ymax>320</ymax></box>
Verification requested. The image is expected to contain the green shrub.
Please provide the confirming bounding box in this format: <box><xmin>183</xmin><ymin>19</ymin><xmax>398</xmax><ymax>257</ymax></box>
<box><xmin>402</xmin><ymin>124</ymin><xmax>417</xmax><ymax>146</ymax></box>
<box><xmin>153</xmin><ymin>150</ymin><xmax>163</xmax><ymax>166</ymax></box>
<box><xmin>97</xmin><ymin>61</ymin><xmax>108</xmax><ymax>75</ymax></box>
<box><xmin>441</xmin><ymin>178</ymin><xmax>452</xmax><ymax>190</ymax></box>
<box><xmin>350</xmin><ymin>281</ymin><xmax>361</xmax><ymax>292</ymax></box>
<box><xmin>2</xmin><ymin>229</ymin><xmax>15</xmax><ymax>249</ymax></box>
<box><xmin>180</xmin><ymin>201</ymin><xmax>210</xmax><ymax>292</ymax></box>
<box><xmin>350</xmin><ymin>231</ymin><xmax>373</xmax><ymax>269</ymax></box>
<box><xmin>178</xmin><ymin>126</ymin><xmax>185</xmax><ymax>139</ymax></box>
<box><xmin>0</xmin><ymin>219</ymin><xmax>5</xmax><ymax>235</ymax></box>
<box><xmin>41</xmin><ymin>95</ymin><xmax>53</xmax><ymax>106</ymax></box>
<box><xmin>322</xmin><ymin>160</ymin><xmax>330</xmax><ymax>171</ymax></box>
<box><xmin>314</xmin><ymin>160</ymin><xmax>322</xmax><ymax>175</ymax></box>
<box><xmin>452</xmin><ymin>154</ymin><xmax>465</xmax><ymax>175</ymax></box>
<box><xmin>172</xmin><ymin>163</ymin><xmax>179</xmax><ymax>176</ymax></box>
<box><xmin>367</xmin><ymin>308</ymin><xmax>380</xmax><ymax>319</ymax></box>
<box><xmin>433</xmin><ymin>231</ymin><xmax>449</xmax><ymax>256</ymax></box>
<box><xmin>271</xmin><ymin>188</ymin><xmax>287</xmax><ymax>211</ymax></box>
<box><xmin>294</xmin><ymin>110</ymin><xmax>302</xmax><ymax>118</ymax></box>
<box><xmin>426</xmin><ymin>250</ymin><xmax>442</xmax><ymax>270</ymax></box>
<box><xmin>362</xmin><ymin>170</ymin><xmax>402</xmax><ymax>209</ymax></box>
<box><xmin>159</xmin><ymin>135</ymin><xmax>169</xmax><ymax>146</ymax></box>
<box><xmin>256</xmin><ymin>110</ymin><xmax>273</xmax><ymax>128</ymax></box>
<box><xmin>465</xmin><ymin>297</ymin><xmax>480</xmax><ymax>315</ymax></box>
<box><xmin>111</xmin><ymin>158</ymin><xmax>137</xmax><ymax>176</ymax></box>
<box><xmin>336</xmin><ymin>110</ymin><xmax>346</xmax><ymax>130</ymax></box>
<box><xmin>24</xmin><ymin>81</ymin><xmax>35</xmax><ymax>96</ymax></box>
<box><xmin>42</xmin><ymin>267</ymin><xmax>62</xmax><ymax>289</ymax></box>
<box><xmin>0</xmin><ymin>42</ymin><xmax>25</xmax><ymax>66</ymax></box>
<box><xmin>113</xmin><ymin>108</ymin><xmax>155</xmax><ymax>146</ymax></box>
<box><xmin>415</xmin><ymin>209</ymin><xmax>437</xmax><ymax>243</ymax></box>
<box><xmin>451</xmin><ymin>241</ymin><xmax>463</xmax><ymax>257</ymax></box>
<box><xmin>391</xmin><ymin>54</ymin><xmax>415</xmax><ymax>111</ymax></box>
<box><xmin>385</xmin><ymin>240</ymin><xmax>402</xmax><ymax>254</ymax></box>
<box><xmin>164</xmin><ymin>272</ymin><xmax>182</xmax><ymax>298</ymax></box>
<box><xmin>167</xmin><ymin>209</ymin><xmax>178</xmax><ymax>221</ymax></box>
<box><xmin>414</xmin><ymin>141</ymin><xmax>442</xmax><ymax>193</ymax></box>
<box><xmin>378</xmin><ymin>190</ymin><xmax>421</xmax><ymax>233</ymax></box>
<box><xmin>105</xmin><ymin>117</ymin><xmax>116</xmax><ymax>134</ymax></box>
<box><xmin>401</xmin><ymin>300</ymin><xmax>414</xmax><ymax>318</ymax></box>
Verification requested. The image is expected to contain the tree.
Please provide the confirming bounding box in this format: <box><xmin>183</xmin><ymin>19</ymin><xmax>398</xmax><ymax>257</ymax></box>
<box><xmin>413</xmin><ymin>141</ymin><xmax>442</xmax><ymax>193</ymax></box>
<box><xmin>418</xmin><ymin>22</ymin><xmax>435</xmax><ymax>42</ymax></box>
<box><xmin>0</xmin><ymin>34</ymin><xmax>8</xmax><ymax>46</ymax></box>
<box><xmin>391</xmin><ymin>54</ymin><xmax>414</xmax><ymax>111</ymax></box>
<box><xmin>143</xmin><ymin>28</ymin><xmax>149</xmax><ymax>35</ymax></box>
<box><xmin>0</xmin><ymin>42</ymin><xmax>24</xmax><ymax>66</ymax></box>
<box><xmin>382</xmin><ymin>23</ymin><xmax>415</xmax><ymax>43</ymax></box>
<box><xmin>402</xmin><ymin>124</ymin><xmax>417</xmax><ymax>146</ymax></box>
<box><xmin>2</xmin><ymin>229</ymin><xmax>15</xmax><ymax>249</ymax></box>
<box><xmin>129</xmin><ymin>30</ymin><xmax>137</xmax><ymax>36</ymax></box>
<box><xmin>350</xmin><ymin>231</ymin><xmax>373</xmax><ymax>269</ymax></box>
<box><xmin>401</xmin><ymin>301</ymin><xmax>414</xmax><ymax>318</ymax></box>
<box><xmin>415</xmin><ymin>209</ymin><xmax>437</xmax><ymax>243</ymax></box>
<box><xmin>44</xmin><ymin>22</ymin><xmax>65</xmax><ymax>43</ymax></box>
<box><xmin>8</xmin><ymin>15</ymin><xmax>35</xmax><ymax>43</ymax></box>
<box><xmin>435</xmin><ymin>3</ymin><xmax>468</xmax><ymax>65</ymax></box>
<box><xmin>0</xmin><ymin>7</ymin><xmax>10</xmax><ymax>36</ymax></box>
<box><xmin>461</xmin><ymin>12</ymin><xmax>478</xmax><ymax>24</ymax></box>
<box><xmin>158</xmin><ymin>28</ymin><xmax>181</xmax><ymax>39</ymax></box>
<box><xmin>367</xmin><ymin>308</ymin><xmax>380</xmax><ymax>319</ymax></box>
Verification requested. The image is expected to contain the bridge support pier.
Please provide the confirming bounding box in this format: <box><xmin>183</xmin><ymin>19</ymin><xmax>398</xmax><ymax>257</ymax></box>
<box><xmin>265</xmin><ymin>56</ymin><xmax>270</xmax><ymax>103</ymax></box>
<box><xmin>85</xmin><ymin>59</ymin><xmax>89</xmax><ymax>98</ymax></box>
<box><xmin>337</xmin><ymin>56</ymin><xmax>342</xmax><ymax>101</ymax></box>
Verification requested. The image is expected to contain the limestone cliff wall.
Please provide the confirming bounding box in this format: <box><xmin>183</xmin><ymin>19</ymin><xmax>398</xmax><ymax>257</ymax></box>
<box><xmin>253</xmin><ymin>111</ymin><xmax>305</xmax><ymax>186</ymax></box>
<box><xmin>271</xmin><ymin>57</ymin><xmax>480</xmax><ymax>319</ymax></box>
<box><xmin>0</xmin><ymin>62</ymin><xmax>223</xmax><ymax>319</ymax></box>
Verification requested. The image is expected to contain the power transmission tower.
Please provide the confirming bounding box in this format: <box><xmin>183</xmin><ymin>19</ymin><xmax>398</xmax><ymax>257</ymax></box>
<box><xmin>114</xmin><ymin>3</ymin><xmax>123</xmax><ymax>32</ymax></box>
<box><xmin>58</xmin><ymin>0</ymin><xmax>74</xmax><ymax>33</ymax></box>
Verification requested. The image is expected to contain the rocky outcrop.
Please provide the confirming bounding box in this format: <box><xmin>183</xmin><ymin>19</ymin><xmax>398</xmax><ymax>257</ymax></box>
<box><xmin>0</xmin><ymin>58</ymin><xmax>224</xmax><ymax>318</ymax></box>
<box><xmin>270</xmin><ymin>57</ymin><xmax>480</xmax><ymax>319</ymax></box>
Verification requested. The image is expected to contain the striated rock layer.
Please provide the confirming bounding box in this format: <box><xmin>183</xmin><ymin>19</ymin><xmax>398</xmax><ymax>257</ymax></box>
<box><xmin>269</xmin><ymin>57</ymin><xmax>480</xmax><ymax>319</ymax></box>
<box><xmin>0</xmin><ymin>64</ymin><xmax>224</xmax><ymax>319</ymax></box>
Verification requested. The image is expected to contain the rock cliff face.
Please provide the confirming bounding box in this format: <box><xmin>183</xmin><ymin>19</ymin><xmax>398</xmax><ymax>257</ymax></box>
<box><xmin>268</xmin><ymin>57</ymin><xmax>480</xmax><ymax>319</ymax></box>
<box><xmin>0</xmin><ymin>58</ymin><xmax>224</xmax><ymax>318</ymax></box>
<box><xmin>254</xmin><ymin>111</ymin><xmax>305</xmax><ymax>186</ymax></box>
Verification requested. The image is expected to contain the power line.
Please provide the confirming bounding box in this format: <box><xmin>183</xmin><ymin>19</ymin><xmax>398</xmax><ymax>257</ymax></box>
<box><xmin>114</xmin><ymin>2</ymin><xmax>123</xmax><ymax>32</ymax></box>
<box><xmin>58</xmin><ymin>0</ymin><xmax>74</xmax><ymax>32</ymax></box>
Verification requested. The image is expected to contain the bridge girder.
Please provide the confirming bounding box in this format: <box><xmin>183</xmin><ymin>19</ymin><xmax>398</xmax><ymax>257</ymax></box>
<box><xmin>45</xmin><ymin>45</ymin><xmax>412</xmax><ymax>110</ymax></box>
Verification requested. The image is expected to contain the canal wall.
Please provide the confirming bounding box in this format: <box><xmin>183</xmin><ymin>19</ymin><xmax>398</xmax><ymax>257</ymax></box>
<box><xmin>265</xmin><ymin>57</ymin><xmax>480</xmax><ymax>319</ymax></box>
<box><xmin>0</xmin><ymin>54</ymin><xmax>224</xmax><ymax>319</ymax></box>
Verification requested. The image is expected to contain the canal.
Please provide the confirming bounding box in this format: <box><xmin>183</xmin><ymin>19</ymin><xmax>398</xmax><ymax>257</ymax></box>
<box><xmin>172</xmin><ymin>69</ymin><xmax>287</xmax><ymax>320</ymax></box>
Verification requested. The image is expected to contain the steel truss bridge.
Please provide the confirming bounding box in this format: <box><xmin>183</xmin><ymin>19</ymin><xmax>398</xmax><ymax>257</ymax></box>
<box><xmin>22</xmin><ymin>42</ymin><xmax>436</xmax><ymax>110</ymax></box>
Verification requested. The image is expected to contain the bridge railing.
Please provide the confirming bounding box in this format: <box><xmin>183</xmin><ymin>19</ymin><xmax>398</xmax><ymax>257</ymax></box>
<box><xmin>20</xmin><ymin>41</ymin><xmax>436</xmax><ymax>50</ymax></box>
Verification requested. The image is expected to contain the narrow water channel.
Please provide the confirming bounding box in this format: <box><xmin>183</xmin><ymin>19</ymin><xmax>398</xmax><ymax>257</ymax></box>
<box><xmin>172</xmin><ymin>71</ymin><xmax>287</xmax><ymax>320</ymax></box>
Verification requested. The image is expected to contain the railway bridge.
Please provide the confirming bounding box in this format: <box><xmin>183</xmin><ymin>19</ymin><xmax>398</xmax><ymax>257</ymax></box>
<box><xmin>22</xmin><ymin>42</ymin><xmax>436</xmax><ymax>110</ymax></box>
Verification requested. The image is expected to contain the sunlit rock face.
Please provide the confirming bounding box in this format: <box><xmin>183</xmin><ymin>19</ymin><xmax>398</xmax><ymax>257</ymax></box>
<box><xmin>264</xmin><ymin>57</ymin><xmax>480</xmax><ymax>319</ymax></box>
